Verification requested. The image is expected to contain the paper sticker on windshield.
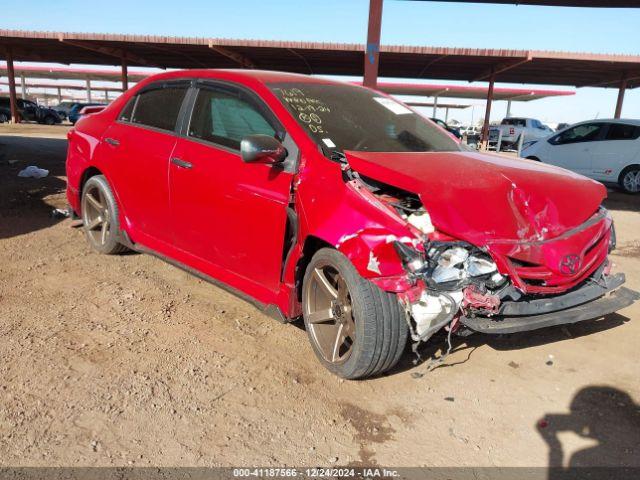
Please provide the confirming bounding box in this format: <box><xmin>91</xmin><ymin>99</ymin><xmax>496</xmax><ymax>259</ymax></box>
<box><xmin>322</xmin><ymin>138</ymin><xmax>336</xmax><ymax>148</ymax></box>
<box><xmin>374</xmin><ymin>97</ymin><xmax>412</xmax><ymax>115</ymax></box>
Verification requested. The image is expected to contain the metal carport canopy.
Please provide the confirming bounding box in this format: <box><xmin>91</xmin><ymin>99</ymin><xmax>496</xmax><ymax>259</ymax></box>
<box><xmin>1</xmin><ymin>30</ymin><xmax>640</xmax><ymax>88</ymax></box>
<box><xmin>404</xmin><ymin>1</ymin><xmax>640</xmax><ymax>6</ymax></box>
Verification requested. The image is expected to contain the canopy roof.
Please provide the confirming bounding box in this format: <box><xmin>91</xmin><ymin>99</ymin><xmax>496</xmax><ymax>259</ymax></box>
<box><xmin>1</xmin><ymin>30</ymin><xmax>639</xmax><ymax>88</ymax></box>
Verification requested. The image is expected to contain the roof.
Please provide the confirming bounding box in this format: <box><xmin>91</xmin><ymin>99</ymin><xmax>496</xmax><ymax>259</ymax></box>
<box><xmin>1</xmin><ymin>30</ymin><xmax>639</xmax><ymax>88</ymax></box>
<box><xmin>374</xmin><ymin>82</ymin><xmax>575</xmax><ymax>101</ymax></box>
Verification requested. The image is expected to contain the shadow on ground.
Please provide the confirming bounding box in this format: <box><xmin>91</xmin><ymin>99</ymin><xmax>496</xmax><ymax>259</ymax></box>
<box><xmin>538</xmin><ymin>385</ymin><xmax>640</xmax><ymax>473</ymax></box>
<box><xmin>0</xmin><ymin>135</ymin><xmax>68</xmax><ymax>239</ymax></box>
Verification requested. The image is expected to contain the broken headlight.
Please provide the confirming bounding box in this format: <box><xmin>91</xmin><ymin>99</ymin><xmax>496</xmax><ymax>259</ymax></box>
<box><xmin>427</xmin><ymin>244</ymin><xmax>505</xmax><ymax>290</ymax></box>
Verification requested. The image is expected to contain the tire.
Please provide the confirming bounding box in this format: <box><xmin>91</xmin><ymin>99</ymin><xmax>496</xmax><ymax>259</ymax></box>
<box><xmin>302</xmin><ymin>248</ymin><xmax>408</xmax><ymax>379</ymax></box>
<box><xmin>618</xmin><ymin>166</ymin><xmax>640</xmax><ymax>194</ymax></box>
<box><xmin>0</xmin><ymin>112</ymin><xmax>8</xmax><ymax>123</ymax></box>
<box><xmin>43</xmin><ymin>116</ymin><xmax>55</xmax><ymax>126</ymax></box>
<box><xmin>80</xmin><ymin>175</ymin><xmax>129</xmax><ymax>254</ymax></box>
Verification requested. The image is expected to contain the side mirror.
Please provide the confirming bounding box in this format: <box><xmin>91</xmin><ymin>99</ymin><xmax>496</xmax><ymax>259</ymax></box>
<box><xmin>240</xmin><ymin>134</ymin><xmax>287</xmax><ymax>164</ymax></box>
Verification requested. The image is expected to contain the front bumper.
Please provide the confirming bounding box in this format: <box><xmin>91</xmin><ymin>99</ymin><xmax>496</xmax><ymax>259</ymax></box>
<box><xmin>460</xmin><ymin>273</ymin><xmax>639</xmax><ymax>334</ymax></box>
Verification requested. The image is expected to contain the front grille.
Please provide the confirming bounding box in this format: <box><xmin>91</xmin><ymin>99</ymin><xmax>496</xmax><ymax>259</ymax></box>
<box><xmin>506</xmin><ymin>230</ymin><xmax>609</xmax><ymax>294</ymax></box>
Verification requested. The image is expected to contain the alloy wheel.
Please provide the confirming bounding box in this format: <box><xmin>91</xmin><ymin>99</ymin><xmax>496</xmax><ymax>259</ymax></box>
<box><xmin>304</xmin><ymin>263</ymin><xmax>356</xmax><ymax>364</ymax></box>
<box><xmin>622</xmin><ymin>170</ymin><xmax>640</xmax><ymax>193</ymax></box>
<box><xmin>82</xmin><ymin>184</ymin><xmax>112</xmax><ymax>246</ymax></box>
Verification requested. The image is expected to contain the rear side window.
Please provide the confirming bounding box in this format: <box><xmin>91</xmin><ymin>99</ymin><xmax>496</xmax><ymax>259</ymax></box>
<box><xmin>130</xmin><ymin>86</ymin><xmax>188</xmax><ymax>132</ymax></box>
<box><xmin>188</xmin><ymin>87</ymin><xmax>277</xmax><ymax>150</ymax></box>
<box><xmin>606</xmin><ymin>123</ymin><xmax>640</xmax><ymax>141</ymax></box>
<box><xmin>502</xmin><ymin>118</ymin><xmax>526</xmax><ymax>127</ymax></box>
<box><xmin>549</xmin><ymin>123</ymin><xmax>604</xmax><ymax>145</ymax></box>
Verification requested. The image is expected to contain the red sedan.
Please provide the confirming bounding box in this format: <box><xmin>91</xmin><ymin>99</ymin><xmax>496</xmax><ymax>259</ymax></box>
<box><xmin>66</xmin><ymin>70</ymin><xmax>638</xmax><ymax>379</ymax></box>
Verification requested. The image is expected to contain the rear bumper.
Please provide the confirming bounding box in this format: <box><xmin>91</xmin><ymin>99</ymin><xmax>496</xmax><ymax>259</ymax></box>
<box><xmin>460</xmin><ymin>274</ymin><xmax>639</xmax><ymax>334</ymax></box>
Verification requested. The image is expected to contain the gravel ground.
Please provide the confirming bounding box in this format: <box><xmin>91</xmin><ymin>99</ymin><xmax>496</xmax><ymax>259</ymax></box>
<box><xmin>1</xmin><ymin>124</ymin><xmax>639</xmax><ymax>469</ymax></box>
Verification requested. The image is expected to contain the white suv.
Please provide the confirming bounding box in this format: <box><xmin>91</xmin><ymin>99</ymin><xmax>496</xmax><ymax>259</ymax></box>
<box><xmin>521</xmin><ymin>119</ymin><xmax>640</xmax><ymax>193</ymax></box>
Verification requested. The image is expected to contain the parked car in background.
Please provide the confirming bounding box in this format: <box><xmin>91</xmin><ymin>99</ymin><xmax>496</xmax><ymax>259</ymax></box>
<box><xmin>556</xmin><ymin>122</ymin><xmax>571</xmax><ymax>131</ymax></box>
<box><xmin>430</xmin><ymin>117</ymin><xmax>462</xmax><ymax>139</ymax></box>
<box><xmin>489</xmin><ymin>117</ymin><xmax>554</xmax><ymax>149</ymax></box>
<box><xmin>68</xmin><ymin>102</ymin><xmax>107</xmax><ymax>124</ymax></box>
<box><xmin>53</xmin><ymin>101</ymin><xmax>80</xmax><ymax>121</ymax></box>
<box><xmin>0</xmin><ymin>97</ymin><xmax>62</xmax><ymax>125</ymax></box>
<box><xmin>66</xmin><ymin>70</ymin><xmax>637</xmax><ymax>379</ymax></box>
<box><xmin>461</xmin><ymin>126</ymin><xmax>481</xmax><ymax>145</ymax></box>
<box><xmin>522</xmin><ymin>119</ymin><xmax>640</xmax><ymax>194</ymax></box>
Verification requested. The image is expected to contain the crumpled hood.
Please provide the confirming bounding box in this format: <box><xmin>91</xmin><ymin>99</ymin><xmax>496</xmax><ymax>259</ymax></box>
<box><xmin>344</xmin><ymin>150</ymin><xmax>607</xmax><ymax>246</ymax></box>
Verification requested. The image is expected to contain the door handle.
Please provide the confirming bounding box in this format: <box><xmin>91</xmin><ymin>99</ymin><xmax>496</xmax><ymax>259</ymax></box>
<box><xmin>171</xmin><ymin>157</ymin><xmax>192</xmax><ymax>169</ymax></box>
<box><xmin>104</xmin><ymin>137</ymin><xmax>120</xmax><ymax>146</ymax></box>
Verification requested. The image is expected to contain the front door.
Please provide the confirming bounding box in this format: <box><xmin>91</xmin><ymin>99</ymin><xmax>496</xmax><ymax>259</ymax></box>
<box><xmin>546</xmin><ymin>122</ymin><xmax>606</xmax><ymax>176</ymax></box>
<box><xmin>170</xmin><ymin>83</ymin><xmax>295</xmax><ymax>301</ymax></box>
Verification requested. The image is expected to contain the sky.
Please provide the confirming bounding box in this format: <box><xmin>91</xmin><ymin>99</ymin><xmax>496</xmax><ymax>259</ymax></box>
<box><xmin>1</xmin><ymin>0</ymin><xmax>639</xmax><ymax>125</ymax></box>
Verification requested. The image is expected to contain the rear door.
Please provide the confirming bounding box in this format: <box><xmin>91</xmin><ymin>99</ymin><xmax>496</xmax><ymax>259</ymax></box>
<box><xmin>589</xmin><ymin>123</ymin><xmax>640</xmax><ymax>182</ymax></box>
<box><xmin>169</xmin><ymin>82</ymin><xmax>296</xmax><ymax>300</ymax></box>
<box><xmin>99</xmin><ymin>80</ymin><xmax>190</xmax><ymax>249</ymax></box>
<box><xmin>544</xmin><ymin>122</ymin><xmax>606</xmax><ymax>176</ymax></box>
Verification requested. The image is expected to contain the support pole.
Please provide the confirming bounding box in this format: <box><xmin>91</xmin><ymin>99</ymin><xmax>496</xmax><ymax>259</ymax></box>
<box><xmin>57</xmin><ymin>87</ymin><xmax>62</xmax><ymax>104</ymax></box>
<box><xmin>121</xmin><ymin>53</ymin><xmax>129</xmax><ymax>91</ymax></box>
<box><xmin>615</xmin><ymin>74</ymin><xmax>628</xmax><ymax>119</ymax></box>
<box><xmin>20</xmin><ymin>74</ymin><xmax>26</xmax><ymax>99</ymax></box>
<box><xmin>363</xmin><ymin>0</ymin><xmax>383</xmax><ymax>89</ymax></box>
<box><xmin>480</xmin><ymin>71</ymin><xmax>496</xmax><ymax>151</ymax></box>
<box><xmin>5</xmin><ymin>47</ymin><xmax>20</xmax><ymax>123</ymax></box>
<box><xmin>104</xmin><ymin>90</ymin><xmax>109</xmax><ymax>101</ymax></box>
<box><xmin>86</xmin><ymin>78</ymin><xmax>92</xmax><ymax>102</ymax></box>
<box><xmin>445</xmin><ymin>107</ymin><xmax>450</xmax><ymax>123</ymax></box>
<box><xmin>506</xmin><ymin>99</ymin><xmax>512</xmax><ymax>118</ymax></box>
<box><xmin>432</xmin><ymin>95</ymin><xmax>438</xmax><ymax>118</ymax></box>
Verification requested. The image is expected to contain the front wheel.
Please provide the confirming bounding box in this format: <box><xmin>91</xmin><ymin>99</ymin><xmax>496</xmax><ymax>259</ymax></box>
<box><xmin>619</xmin><ymin>166</ymin><xmax>640</xmax><ymax>194</ymax></box>
<box><xmin>43</xmin><ymin>116</ymin><xmax>56</xmax><ymax>125</ymax></box>
<box><xmin>81</xmin><ymin>175</ymin><xmax>129</xmax><ymax>254</ymax></box>
<box><xmin>302</xmin><ymin>248</ymin><xmax>408</xmax><ymax>379</ymax></box>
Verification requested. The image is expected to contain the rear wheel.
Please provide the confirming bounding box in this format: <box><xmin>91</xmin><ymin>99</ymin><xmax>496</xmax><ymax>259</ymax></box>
<box><xmin>0</xmin><ymin>112</ymin><xmax>8</xmax><ymax>123</ymax></box>
<box><xmin>302</xmin><ymin>248</ymin><xmax>408</xmax><ymax>379</ymax></box>
<box><xmin>81</xmin><ymin>175</ymin><xmax>128</xmax><ymax>254</ymax></box>
<box><xmin>619</xmin><ymin>166</ymin><xmax>640</xmax><ymax>194</ymax></box>
<box><xmin>43</xmin><ymin>116</ymin><xmax>56</xmax><ymax>125</ymax></box>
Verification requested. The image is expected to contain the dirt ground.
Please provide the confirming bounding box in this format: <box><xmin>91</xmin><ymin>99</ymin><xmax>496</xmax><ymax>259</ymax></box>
<box><xmin>1</xmin><ymin>123</ymin><xmax>639</xmax><ymax>469</ymax></box>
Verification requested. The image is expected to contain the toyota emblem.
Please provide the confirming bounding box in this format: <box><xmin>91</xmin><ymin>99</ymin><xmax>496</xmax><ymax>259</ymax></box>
<box><xmin>559</xmin><ymin>254</ymin><xmax>581</xmax><ymax>275</ymax></box>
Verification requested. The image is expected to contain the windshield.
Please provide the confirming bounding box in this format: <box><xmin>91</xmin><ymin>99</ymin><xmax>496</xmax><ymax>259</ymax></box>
<box><xmin>269</xmin><ymin>82</ymin><xmax>460</xmax><ymax>154</ymax></box>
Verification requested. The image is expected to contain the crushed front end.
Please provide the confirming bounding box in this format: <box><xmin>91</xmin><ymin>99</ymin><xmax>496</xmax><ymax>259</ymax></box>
<box><xmin>392</xmin><ymin>207</ymin><xmax>638</xmax><ymax>346</ymax></box>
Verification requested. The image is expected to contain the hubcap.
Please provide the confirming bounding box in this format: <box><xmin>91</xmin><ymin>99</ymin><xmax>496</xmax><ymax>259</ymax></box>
<box><xmin>304</xmin><ymin>264</ymin><xmax>355</xmax><ymax>364</ymax></box>
<box><xmin>82</xmin><ymin>185</ymin><xmax>111</xmax><ymax>246</ymax></box>
<box><xmin>623</xmin><ymin>170</ymin><xmax>640</xmax><ymax>193</ymax></box>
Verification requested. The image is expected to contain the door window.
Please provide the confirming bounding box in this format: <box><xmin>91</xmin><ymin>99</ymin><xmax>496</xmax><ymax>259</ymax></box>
<box><xmin>188</xmin><ymin>87</ymin><xmax>277</xmax><ymax>150</ymax></box>
<box><xmin>130</xmin><ymin>85</ymin><xmax>188</xmax><ymax>132</ymax></box>
<box><xmin>549</xmin><ymin>123</ymin><xmax>604</xmax><ymax>145</ymax></box>
<box><xmin>605</xmin><ymin>123</ymin><xmax>640</xmax><ymax>141</ymax></box>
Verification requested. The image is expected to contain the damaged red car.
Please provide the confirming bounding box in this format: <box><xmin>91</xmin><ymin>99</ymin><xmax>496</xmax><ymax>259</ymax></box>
<box><xmin>66</xmin><ymin>70</ymin><xmax>638</xmax><ymax>379</ymax></box>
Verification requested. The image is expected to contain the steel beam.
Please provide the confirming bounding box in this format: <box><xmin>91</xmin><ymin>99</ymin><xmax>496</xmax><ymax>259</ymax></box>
<box><xmin>615</xmin><ymin>74</ymin><xmax>628</xmax><ymax>118</ymax></box>
<box><xmin>59</xmin><ymin>36</ymin><xmax>161</xmax><ymax>68</ymax></box>
<box><xmin>121</xmin><ymin>54</ymin><xmax>129</xmax><ymax>91</ymax></box>
<box><xmin>86</xmin><ymin>78</ymin><xmax>92</xmax><ymax>102</ymax></box>
<box><xmin>208</xmin><ymin>40</ymin><xmax>255</xmax><ymax>68</ymax></box>
<box><xmin>363</xmin><ymin>0</ymin><xmax>383</xmax><ymax>88</ymax></box>
<box><xmin>480</xmin><ymin>70</ymin><xmax>496</xmax><ymax>150</ymax></box>
<box><xmin>4</xmin><ymin>47</ymin><xmax>20</xmax><ymax>123</ymax></box>
<box><xmin>473</xmin><ymin>53</ymin><xmax>532</xmax><ymax>82</ymax></box>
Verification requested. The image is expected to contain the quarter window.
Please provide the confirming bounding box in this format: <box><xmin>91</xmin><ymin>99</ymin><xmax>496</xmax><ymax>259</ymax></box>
<box><xmin>605</xmin><ymin>123</ymin><xmax>640</xmax><ymax>141</ymax></box>
<box><xmin>188</xmin><ymin>87</ymin><xmax>277</xmax><ymax>150</ymax></box>
<box><xmin>130</xmin><ymin>86</ymin><xmax>188</xmax><ymax>132</ymax></box>
<box><xmin>549</xmin><ymin>123</ymin><xmax>604</xmax><ymax>145</ymax></box>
